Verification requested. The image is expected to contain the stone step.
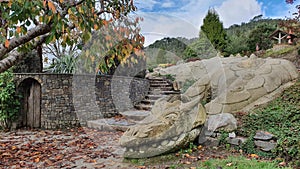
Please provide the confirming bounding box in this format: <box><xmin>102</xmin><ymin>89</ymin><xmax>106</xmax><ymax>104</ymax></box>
<box><xmin>87</xmin><ymin>118</ymin><xmax>135</xmax><ymax>132</ymax></box>
<box><xmin>141</xmin><ymin>99</ymin><xmax>156</xmax><ymax>105</ymax></box>
<box><xmin>150</xmin><ymin>83</ymin><xmax>172</xmax><ymax>87</ymax></box>
<box><xmin>147</xmin><ymin>77</ymin><xmax>165</xmax><ymax>81</ymax></box>
<box><xmin>150</xmin><ymin>80</ymin><xmax>170</xmax><ymax>84</ymax></box>
<box><xmin>120</xmin><ymin>110</ymin><xmax>150</xmax><ymax>121</ymax></box>
<box><xmin>149</xmin><ymin>90</ymin><xmax>180</xmax><ymax>95</ymax></box>
<box><xmin>148</xmin><ymin>80</ymin><xmax>166</xmax><ymax>83</ymax></box>
<box><xmin>149</xmin><ymin>86</ymin><xmax>173</xmax><ymax>91</ymax></box>
<box><xmin>164</xmin><ymin>91</ymin><xmax>181</xmax><ymax>95</ymax></box>
<box><xmin>134</xmin><ymin>104</ymin><xmax>152</xmax><ymax>111</ymax></box>
<box><xmin>145</xmin><ymin>94</ymin><xmax>166</xmax><ymax>100</ymax></box>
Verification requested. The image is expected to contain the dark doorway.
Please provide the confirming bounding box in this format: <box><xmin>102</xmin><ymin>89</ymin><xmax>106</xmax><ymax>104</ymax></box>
<box><xmin>18</xmin><ymin>78</ymin><xmax>41</xmax><ymax>128</ymax></box>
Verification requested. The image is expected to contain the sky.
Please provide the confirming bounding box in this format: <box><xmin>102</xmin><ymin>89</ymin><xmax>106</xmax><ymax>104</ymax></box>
<box><xmin>134</xmin><ymin>0</ymin><xmax>298</xmax><ymax>46</ymax></box>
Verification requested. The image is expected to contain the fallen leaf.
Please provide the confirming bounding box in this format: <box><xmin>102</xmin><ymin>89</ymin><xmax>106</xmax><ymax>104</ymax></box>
<box><xmin>185</xmin><ymin>154</ymin><xmax>196</xmax><ymax>159</ymax></box>
<box><xmin>34</xmin><ymin>157</ymin><xmax>40</xmax><ymax>163</ymax></box>
<box><xmin>137</xmin><ymin>166</ymin><xmax>146</xmax><ymax>169</ymax></box>
<box><xmin>279</xmin><ymin>161</ymin><xmax>287</xmax><ymax>167</ymax></box>
<box><xmin>2</xmin><ymin>152</ymin><xmax>12</xmax><ymax>157</ymax></box>
<box><xmin>249</xmin><ymin>154</ymin><xmax>259</xmax><ymax>158</ymax></box>
<box><xmin>197</xmin><ymin>145</ymin><xmax>203</xmax><ymax>150</ymax></box>
<box><xmin>182</xmin><ymin>161</ymin><xmax>191</xmax><ymax>165</ymax></box>
<box><xmin>226</xmin><ymin>162</ymin><xmax>233</xmax><ymax>166</ymax></box>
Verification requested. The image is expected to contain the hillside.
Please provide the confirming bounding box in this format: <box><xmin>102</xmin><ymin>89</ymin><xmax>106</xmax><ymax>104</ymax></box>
<box><xmin>145</xmin><ymin>18</ymin><xmax>283</xmax><ymax>62</ymax></box>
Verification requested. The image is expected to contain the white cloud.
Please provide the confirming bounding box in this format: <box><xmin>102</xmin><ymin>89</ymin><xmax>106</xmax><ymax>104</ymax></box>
<box><xmin>215</xmin><ymin>0</ymin><xmax>263</xmax><ymax>27</ymax></box>
<box><xmin>135</xmin><ymin>0</ymin><xmax>267</xmax><ymax>45</ymax></box>
<box><xmin>135</xmin><ymin>0</ymin><xmax>158</xmax><ymax>10</ymax></box>
<box><xmin>139</xmin><ymin>13</ymin><xmax>199</xmax><ymax>46</ymax></box>
<box><xmin>161</xmin><ymin>1</ymin><xmax>175</xmax><ymax>8</ymax></box>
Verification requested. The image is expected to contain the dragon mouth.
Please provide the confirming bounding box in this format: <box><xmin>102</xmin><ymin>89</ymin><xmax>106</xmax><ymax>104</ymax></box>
<box><xmin>122</xmin><ymin>128</ymin><xmax>202</xmax><ymax>158</ymax></box>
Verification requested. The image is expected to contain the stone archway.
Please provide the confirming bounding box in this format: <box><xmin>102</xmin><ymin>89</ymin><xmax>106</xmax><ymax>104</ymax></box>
<box><xmin>18</xmin><ymin>78</ymin><xmax>41</xmax><ymax>128</ymax></box>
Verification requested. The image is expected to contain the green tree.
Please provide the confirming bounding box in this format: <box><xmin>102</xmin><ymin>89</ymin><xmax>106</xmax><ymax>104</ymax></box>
<box><xmin>148</xmin><ymin>37</ymin><xmax>188</xmax><ymax>57</ymax></box>
<box><xmin>0</xmin><ymin>70</ymin><xmax>20</xmax><ymax>130</ymax></box>
<box><xmin>156</xmin><ymin>49</ymin><xmax>167</xmax><ymax>64</ymax></box>
<box><xmin>246</xmin><ymin>24</ymin><xmax>276</xmax><ymax>52</ymax></box>
<box><xmin>183</xmin><ymin>31</ymin><xmax>217</xmax><ymax>60</ymax></box>
<box><xmin>0</xmin><ymin>0</ymin><xmax>141</xmax><ymax>73</ymax></box>
<box><xmin>201</xmin><ymin>9</ymin><xmax>228</xmax><ymax>53</ymax></box>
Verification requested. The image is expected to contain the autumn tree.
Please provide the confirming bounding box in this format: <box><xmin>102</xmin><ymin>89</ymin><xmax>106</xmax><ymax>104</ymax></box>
<box><xmin>201</xmin><ymin>9</ymin><xmax>228</xmax><ymax>53</ymax></box>
<box><xmin>79</xmin><ymin>16</ymin><xmax>145</xmax><ymax>75</ymax></box>
<box><xmin>0</xmin><ymin>0</ymin><xmax>142</xmax><ymax>73</ymax></box>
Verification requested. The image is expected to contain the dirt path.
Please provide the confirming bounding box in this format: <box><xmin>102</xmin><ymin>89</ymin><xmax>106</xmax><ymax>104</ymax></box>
<box><xmin>0</xmin><ymin>128</ymin><xmax>136</xmax><ymax>169</ymax></box>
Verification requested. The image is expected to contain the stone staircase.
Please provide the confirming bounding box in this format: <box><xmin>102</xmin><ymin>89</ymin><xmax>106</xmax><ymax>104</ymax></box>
<box><xmin>134</xmin><ymin>77</ymin><xmax>180</xmax><ymax>111</ymax></box>
<box><xmin>87</xmin><ymin>76</ymin><xmax>181</xmax><ymax>132</ymax></box>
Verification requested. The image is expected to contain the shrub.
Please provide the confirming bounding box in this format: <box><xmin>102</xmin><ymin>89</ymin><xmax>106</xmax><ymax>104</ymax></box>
<box><xmin>237</xmin><ymin>81</ymin><xmax>300</xmax><ymax>166</ymax></box>
<box><xmin>0</xmin><ymin>71</ymin><xmax>21</xmax><ymax>130</ymax></box>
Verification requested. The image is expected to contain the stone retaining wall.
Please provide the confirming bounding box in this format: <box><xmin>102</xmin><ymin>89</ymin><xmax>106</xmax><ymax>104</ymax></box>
<box><xmin>14</xmin><ymin>74</ymin><xmax>149</xmax><ymax>129</ymax></box>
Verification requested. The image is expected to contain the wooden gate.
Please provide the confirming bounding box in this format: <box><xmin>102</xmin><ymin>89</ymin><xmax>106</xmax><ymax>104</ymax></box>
<box><xmin>19</xmin><ymin>79</ymin><xmax>41</xmax><ymax>128</ymax></box>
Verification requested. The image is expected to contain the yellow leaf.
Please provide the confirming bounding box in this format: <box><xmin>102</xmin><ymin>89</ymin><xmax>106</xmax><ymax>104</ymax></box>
<box><xmin>59</xmin><ymin>0</ymin><xmax>64</xmax><ymax>3</ymax></box>
<box><xmin>78</xmin><ymin>6</ymin><xmax>83</xmax><ymax>14</ymax></box>
<box><xmin>16</xmin><ymin>26</ymin><xmax>21</xmax><ymax>34</ymax></box>
<box><xmin>68</xmin><ymin>8</ymin><xmax>72</xmax><ymax>15</ymax></box>
<box><xmin>39</xmin><ymin>16</ymin><xmax>43</xmax><ymax>22</ymax></box>
<box><xmin>48</xmin><ymin>1</ymin><xmax>56</xmax><ymax>13</ymax></box>
<box><xmin>4</xmin><ymin>39</ymin><xmax>9</xmax><ymax>48</ymax></box>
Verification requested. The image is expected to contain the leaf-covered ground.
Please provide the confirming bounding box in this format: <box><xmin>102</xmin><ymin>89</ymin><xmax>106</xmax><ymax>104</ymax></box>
<box><xmin>0</xmin><ymin>128</ymin><xmax>135</xmax><ymax>169</ymax></box>
<box><xmin>1</xmin><ymin>127</ymin><xmax>289</xmax><ymax>169</ymax></box>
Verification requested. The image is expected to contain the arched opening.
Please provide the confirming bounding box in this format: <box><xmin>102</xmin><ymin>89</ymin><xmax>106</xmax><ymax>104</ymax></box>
<box><xmin>18</xmin><ymin>78</ymin><xmax>41</xmax><ymax>128</ymax></box>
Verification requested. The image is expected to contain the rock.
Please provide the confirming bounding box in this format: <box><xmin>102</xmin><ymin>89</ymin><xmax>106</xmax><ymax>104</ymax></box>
<box><xmin>198</xmin><ymin>126</ymin><xmax>214</xmax><ymax>144</ymax></box>
<box><xmin>250</xmin><ymin>54</ymin><xmax>257</xmax><ymax>59</ymax></box>
<box><xmin>120</xmin><ymin>95</ymin><xmax>206</xmax><ymax>158</ymax></box>
<box><xmin>226</xmin><ymin>137</ymin><xmax>247</xmax><ymax>146</ymax></box>
<box><xmin>206</xmin><ymin>113</ymin><xmax>237</xmax><ymax>132</ymax></box>
<box><xmin>228</xmin><ymin>132</ymin><xmax>236</xmax><ymax>138</ymax></box>
<box><xmin>202</xmin><ymin>137</ymin><xmax>220</xmax><ymax>147</ymax></box>
<box><xmin>254</xmin><ymin>131</ymin><xmax>274</xmax><ymax>141</ymax></box>
<box><xmin>254</xmin><ymin>140</ymin><xmax>277</xmax><ymax>152</ymax></box>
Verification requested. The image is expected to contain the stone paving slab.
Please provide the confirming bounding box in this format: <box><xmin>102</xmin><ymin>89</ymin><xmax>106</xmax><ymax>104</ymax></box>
<box><xmin>120</xmin><ymin>110</ymin><xmax>150</xmax><ymax>121</ymax></box>
<box><xmin>87</xmin><ymin>118</ymin><xmax>135</xmax><ymax>132</ymax></box>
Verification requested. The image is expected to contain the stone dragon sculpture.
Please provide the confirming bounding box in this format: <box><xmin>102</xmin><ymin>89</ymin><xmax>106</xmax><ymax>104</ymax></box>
<box><xmin>120</xmin><ymin>56</ymin><xmax>299</xmax><ymax>158</ymax></box>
